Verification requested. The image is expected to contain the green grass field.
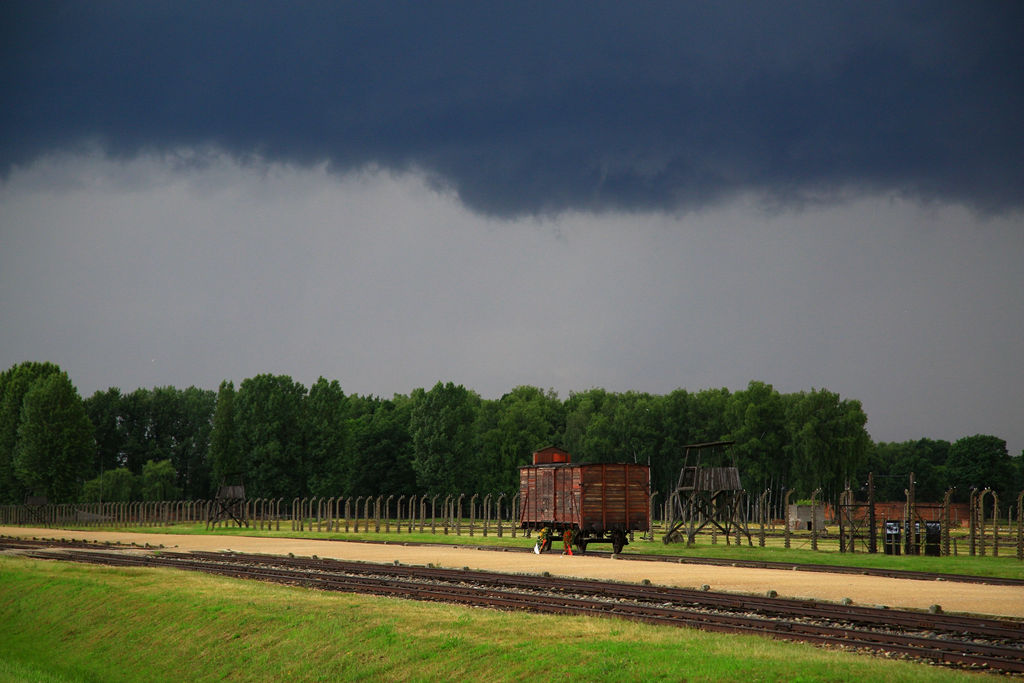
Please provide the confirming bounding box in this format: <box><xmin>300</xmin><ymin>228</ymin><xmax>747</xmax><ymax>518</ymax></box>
<box><xmin>0</xmin><ymin>555</ymin><xmax>1006</xmax><ymax>682</ymax></box>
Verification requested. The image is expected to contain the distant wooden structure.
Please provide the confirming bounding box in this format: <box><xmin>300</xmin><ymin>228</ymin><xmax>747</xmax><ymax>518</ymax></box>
<box><xmin>663</xmin><ymin>441</ymin><xmax>752</xmax><ymax>546</ymax></box>
<box><xmin>207</xmin><ymin>481</ymin><xmax>247</xmax><ymax>528</ymax></box>
<box><xmin>24</xmin><ymin>495</ymin><xmax>48</xmax><ymax>525</ymax></box>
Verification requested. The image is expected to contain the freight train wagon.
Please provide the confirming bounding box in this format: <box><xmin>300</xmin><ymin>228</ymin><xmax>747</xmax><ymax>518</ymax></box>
<box><xmin>519</xmin><ymin>447</ymin><xmax>650</xmax><ymax>554</ymax></box>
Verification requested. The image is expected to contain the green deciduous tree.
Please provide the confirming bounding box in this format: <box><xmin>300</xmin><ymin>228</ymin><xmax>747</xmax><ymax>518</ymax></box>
<box><xmin>140</xmin><ymin>458</ymin><xmax>182</xmax><ymax>501</ymax></box>
<box><xmin>346</xmin><ymin>394</ymin><xmax>416</xmax><ymax>496</ymax></box>
<box><xmin>784</xmin><ymin>389</ymin><xmax>869</xmax><ymax>499</ymax></box>
<box><xmin>12</xmin><ymin>371</ymin><xmax>95</xmax><ymax>501</ymax></box>
<box><xmin>234</xmin><ymin>375</ymin><xmax>307</xmax><ymax>498</ymax></box>
<box><xmin>304</xmin><ymin>377</ymin><xmax>349</xmax><ymax>497</ymax></box>
<box><xmin>725</xmin><ymin>381</ymin><xmax>787</xmax><ymax>495</ymax></box>
<box><xmin>83</xmin><ymin>387</ymin><xmax>126</xmax><ymax>478</ymax></box>
<box><xmin>474</xmin><ymin>386</ymin><xmax>563</xmax><ymax>493</ymax></box>
<box><xmin>562</xmin><ymin>388</ymin><xmax>618</xmax><ymax>462</ymax></box>
<box><xmin>151</xmin><ymin>386</ymin><xmax>216</xmax><ymax>499</ymax></box>
<box><xmin>9</xmin><ymin>359</ymin><xmax>1021</xmax><ymax>507</ymax></box>
<box><xmin>117</xmin><ymin>388</ymin><xmax>155</xmax><ymax>474</ymax></box>
<box><xmin>209</xmin><ymin>380</ymin><xmax>240</xmax><ymax>490</ymax></box>
<box><xmin>80</xmin><ymin>467</ymin><xmax>137</xmax><ymax>503</ymax></box>
<box><xmin>409</xmin><ymin>382</ymin><xmax>480</xmax><ymax>494</ymax></box>
<box><xmin>652</xmin><ymin>389</ymin><xmax>695</xmax><ymax>496</ymax></box>
<box><xmin>0</xmin><ymin>361</ymin><xmax>63</xmax><ymax>503</ymax></box>
<box><xmin>687</xmin><ymin>387</ymin><xmax>731</xmax><ymax>445</ymax></box>
<box><xmin>83</xmin><ymin>385</ymin><xmax>215</xmax><ymax>499</ymax></box>
<box><xmin>857</xmin><ymin>439</ymin><xmax>950</xmax><ymax>502</ymax></box>
<box><xmin>946</xmin><ymin>434</ymin><xmax>1015</xmax><ymax>503</ymax></box>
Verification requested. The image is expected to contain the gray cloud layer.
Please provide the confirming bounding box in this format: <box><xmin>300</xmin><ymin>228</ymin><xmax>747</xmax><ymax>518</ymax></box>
<box><xmin>2</xmin><ymin>157</ymin><xmax>1022</xmax><ymax>453</ymax></box>
<box><xmin>3</xmin><ymin>2</ymin><xmax>1022</xmax><ymax>215</ymax></box>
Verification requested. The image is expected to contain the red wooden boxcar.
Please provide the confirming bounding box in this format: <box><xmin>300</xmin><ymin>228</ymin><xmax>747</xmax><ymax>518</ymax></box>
<box><xmin>519</xmin><ymin>447</ymin><xmax>650</xmax><ymax>553</ymax></box>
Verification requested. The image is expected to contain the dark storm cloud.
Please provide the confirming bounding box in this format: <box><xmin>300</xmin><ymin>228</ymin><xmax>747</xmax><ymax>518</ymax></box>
<box><xmin>2</xmin><ymin>2</ymin><xmax>1022</xmax><ymax>215</ymax></box>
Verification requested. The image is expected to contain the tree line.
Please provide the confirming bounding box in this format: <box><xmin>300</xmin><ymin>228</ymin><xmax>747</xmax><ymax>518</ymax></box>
<box><xmin>1</xmin><ymin>361</ymin><xmax>1021</xmax><ymax>506</ymax></box>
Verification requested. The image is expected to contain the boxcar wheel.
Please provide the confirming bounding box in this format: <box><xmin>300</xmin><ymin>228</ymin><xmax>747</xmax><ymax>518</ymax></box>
<box><xmin>611</xmin><ymin>530</ymin><xmax>626</xmax><ymax>554</ymax></box>
<box><xmin>575</xmin><ymin>536</ymin><xmax>588</xmax><ymax>554</ymax></box>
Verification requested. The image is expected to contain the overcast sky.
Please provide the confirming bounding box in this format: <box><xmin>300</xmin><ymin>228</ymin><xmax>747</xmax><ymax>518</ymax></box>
<box><xmin>2</xmin><ymin>3</ymin><xmax>1022</xmax><ymax>454</ymax></box>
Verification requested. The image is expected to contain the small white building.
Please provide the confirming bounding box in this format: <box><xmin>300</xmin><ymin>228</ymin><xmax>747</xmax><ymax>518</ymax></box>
<box><xmin>787</xmin><ymin>503</ymin><xmax>826</xmax><ymax>532</ymax></box>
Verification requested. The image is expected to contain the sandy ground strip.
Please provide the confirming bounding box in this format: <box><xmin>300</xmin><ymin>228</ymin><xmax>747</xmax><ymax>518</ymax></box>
<box><xmin>3</xmin><ymin>526</ymin><xmax>1022</xmax><ymax>619</ymax></box>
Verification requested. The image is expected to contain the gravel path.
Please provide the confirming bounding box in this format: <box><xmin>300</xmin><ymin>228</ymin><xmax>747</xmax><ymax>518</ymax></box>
<box><xmin>4</xmin><ymin>526</ymin><xmax>1022</xmax><ymax>619</ymax></box>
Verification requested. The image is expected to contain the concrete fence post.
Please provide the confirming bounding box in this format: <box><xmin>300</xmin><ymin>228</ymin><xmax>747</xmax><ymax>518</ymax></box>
<box><xmin>759</xmin><ymin>489</ymin><xmax>770</xmax><ymax>548</ymax></box>
<box><xmin>361</xmin><ymin>497</ymin><xmax>371</xmax><ymax>533</ymax></box>
<box><xmin>838</xmin><ymin>488</ymin><xmax>848</xmax><ymax>553</ymax></box>
<box><xmin>440</xmin><ymin>495</ymin><xmax>450</xmax><ymax>535</ymax></box>
<box><xmin>456</xmin><ymin>493</ymin><xmax>465</xmax><ymax>536</ymax></box>
<box><xmin>941</xmin><ymin>489</ymin><xmax>953</xmax><ymax>556</ymax></box>
<box><xmin>469</xmin><ymin>493</ymin><xmax>479</xmax><ymax>537</ymax></box>
<box><xmin>810</xmin><ymin>489</ymin><xmax>822</xmax><ymax>551</ymax></box>
<box><xmin>979</xmin><ymin>489</ymin><xmax>992</xmax><ymax>557</ymax></box>
<box><xmin>783</xmin><ymin>490</ymin><xmax>794</xmax><ymax>549</ymax></box>
<box><xmin>482</xmin><ymin>494</ymin><xmax>492</xmax><ymax>537</ymax></box>
<box><xmin>969</xmin><ymin>488</ymin><xmax>978</xmax><ymax>556</ymax></box>
<box><xmin>1016</xmin><ymin>489</ymin><xmax>1024</xmax><ymax>561</ymax></box>
<box><xmin>511</xmin><ymin>493</ymin><xmax>520</xmax><ymax>538</ymax></box>
<box><xmin>496</xmin><ymin>493</ymin><xmax>506</xmax><ymax>537</ymax></box>
<box><xmin>992</xmin><ymin>492</ymin><xmax>1000</xmax><ymax>558</ymax></box>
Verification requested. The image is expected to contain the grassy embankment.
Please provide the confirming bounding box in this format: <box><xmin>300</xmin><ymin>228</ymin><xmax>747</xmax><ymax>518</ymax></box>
<box><xmin>28</xmin><ymin>520</ymin><xmax>1024</xmax><ymax>581</ymax></box>
<box><xmin>0</xmin><ymin>555</ymin><xmax>1004</xmax><ymax>682</ymax></box>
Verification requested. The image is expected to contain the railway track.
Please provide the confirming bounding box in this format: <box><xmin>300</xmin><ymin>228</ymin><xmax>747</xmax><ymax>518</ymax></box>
<box><xmin>332</xmin><ymin>536</ymin><xmax>1024</xmax><ymax>587</ymax></box>
<box><xmin>617</xmin><ymin>551</ymin><xmax>1024</xmax><ymax>587</ymax></box>
<box><xmin>8</xmin><ymin>539</ymin><xmax>1024</xmax><ymax>674</ymax></box>
<box><xmin>4</xmin><ymin>533</ymin><xmax>1023</xmax><ymax>586</ymax></box>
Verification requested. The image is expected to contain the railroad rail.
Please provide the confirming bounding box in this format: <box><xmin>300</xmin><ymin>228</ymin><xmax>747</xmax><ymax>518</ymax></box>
<box><xmin>7</xmin><ymin>539</ymin><xmax>1023</xmax><ymax>674</ymax></box>
<box><xmin>610</xmin><ymin>551</ymin><xmax>1024</xmax><ymax>587</ymax></box>
<box><xmin>4</xmin><ymin>534</ymin><xmax>1022</xmax><ymax>586</ymax></box>
<box><xmin>305</xmin><ymin>537</ymin><xmax>1024</xmax><ymax>587</ymax></box>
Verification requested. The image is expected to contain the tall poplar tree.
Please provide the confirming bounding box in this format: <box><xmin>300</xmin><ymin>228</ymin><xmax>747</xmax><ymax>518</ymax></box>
<box><xmin>209</xmin><ymin>380</ymin><xmax>240</xmax><ymax>491</ymax></box>
<box><xmin>304</xmin><ymin>377</ymin><xmax>349</xmax><ymax>496</ymax></box>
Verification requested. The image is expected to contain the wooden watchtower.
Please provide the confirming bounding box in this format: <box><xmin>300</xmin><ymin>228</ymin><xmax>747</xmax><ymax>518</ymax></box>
<box><xmin>24</xmin><ymin>495</ymin><xmax>48</xmax><ymax>525</ymax></box>
<box><xmin>207</xmin><ymin>478</ymin><xmax>247</xmax><ymax>528</ymax></box>
<box><xmin>663</xmin><ymin>441</ymin><xmax>752</xmax><ymax>546</ymax></box>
